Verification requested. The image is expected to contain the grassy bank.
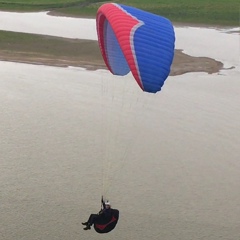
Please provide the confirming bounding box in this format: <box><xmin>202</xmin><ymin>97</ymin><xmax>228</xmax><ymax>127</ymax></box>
<box><xmin>0</xmin><ymin>0</ymin><xmax>239</xmax><ymax>26</ymax></box>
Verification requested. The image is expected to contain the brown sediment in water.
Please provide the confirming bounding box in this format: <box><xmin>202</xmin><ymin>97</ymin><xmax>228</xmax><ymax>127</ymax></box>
<box><xmin>171</xmin><ymin>49</ymin><xmax>224</xmax><ymax>75</ymax></box>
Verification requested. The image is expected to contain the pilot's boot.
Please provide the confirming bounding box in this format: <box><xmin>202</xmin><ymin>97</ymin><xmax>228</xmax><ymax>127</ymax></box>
<box><xmin>82</xmin><ymin>222</ymin><xmax>88</xmax><ymax>226</ymax></box>
<box><xmin>83</xmin><ymin>224</ymin><xmax>91</xmax><ymax>230</ymax></box>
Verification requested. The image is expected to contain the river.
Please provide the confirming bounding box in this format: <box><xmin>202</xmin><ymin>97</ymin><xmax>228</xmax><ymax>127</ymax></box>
<box><xmin>0</xmin><ymin>10</ymin><xmax>239</xmax><ymax>240</ymax></box>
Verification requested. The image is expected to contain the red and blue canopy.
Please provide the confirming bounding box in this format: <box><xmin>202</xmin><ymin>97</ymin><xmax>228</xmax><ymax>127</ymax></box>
<box><xmin>96</xmin><ymin>3</ymin><xmax>175</xmax><ymax>93</ymax></box>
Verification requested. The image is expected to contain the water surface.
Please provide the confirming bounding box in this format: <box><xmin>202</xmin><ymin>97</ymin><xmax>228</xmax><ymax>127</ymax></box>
<box><xmin>0</xmin><ymin>11</ymin><xmax>240</xmax><ymax>240</ymax></box>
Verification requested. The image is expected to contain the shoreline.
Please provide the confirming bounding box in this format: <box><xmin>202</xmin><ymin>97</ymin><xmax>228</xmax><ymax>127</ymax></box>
<box><xmin>46</xmin><ymin>10</ymin><xmax>239</xmax><ymax>29</ymax></box>
<box><xmin>0</xmin><ymin>8</ymin><xmax>238</xmax><ymax>28</ymax></box>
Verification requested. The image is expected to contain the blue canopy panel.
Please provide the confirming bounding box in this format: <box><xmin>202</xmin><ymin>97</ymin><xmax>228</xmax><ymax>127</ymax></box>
<box><xmin>104</xmin><ymin>20</ymin><xmax>130</xmax><ymax>75</ymax></box>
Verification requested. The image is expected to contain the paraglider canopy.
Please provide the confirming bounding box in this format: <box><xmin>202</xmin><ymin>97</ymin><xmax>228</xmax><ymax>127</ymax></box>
<box><xmin>96</xmin><ymin>3</ymin><xmax>175</xmax><ymax>93</ymax></box>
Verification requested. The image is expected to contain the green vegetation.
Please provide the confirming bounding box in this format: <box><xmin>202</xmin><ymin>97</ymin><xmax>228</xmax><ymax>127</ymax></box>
<box><xmin>0</xmin><ymin>0</ymin><xmax>239</xmax><ymax>26</ymax></box>
<box><xmin>0</xmin><ymin>0</ymin><xmax>86</xmax><ymax>11</ymax></box>
<box><xmin>0</xmin><ymin>30</ymin><xmax>96</xmax><ymax>57</ymax></box>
